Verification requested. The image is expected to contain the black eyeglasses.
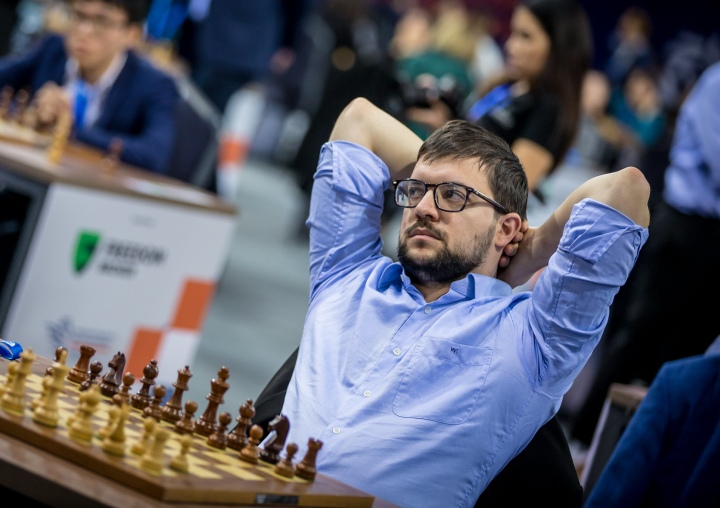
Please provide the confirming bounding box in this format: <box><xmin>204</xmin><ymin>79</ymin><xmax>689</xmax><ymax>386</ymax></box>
<box><xmin>392</xmin><ymin>179</ymin><xmax>509</xmax><ymax>213</ymax></box>
<box><xmin>69</xmin><ymin>8</ymin><xmax>128</xmax><ymax>34</ymax></box>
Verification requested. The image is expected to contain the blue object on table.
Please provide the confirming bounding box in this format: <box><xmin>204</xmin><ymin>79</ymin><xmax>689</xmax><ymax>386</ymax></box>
<box><xmin>0</xmin><ymin>340</ymin><xmax>23</xmax><ymax>360</ymax></box>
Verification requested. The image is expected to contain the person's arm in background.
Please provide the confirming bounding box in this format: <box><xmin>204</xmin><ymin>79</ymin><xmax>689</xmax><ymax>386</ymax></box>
<box><xmin>499</xmin><ymin>166</ymin><xmax>650</xmax><ymax>288</ymax></box>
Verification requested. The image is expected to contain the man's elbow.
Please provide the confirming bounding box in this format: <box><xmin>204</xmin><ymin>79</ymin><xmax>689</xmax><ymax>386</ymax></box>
<box><xmin>329</xmin><ymin>97</ymin><xmax>375</xmax><ymax>143</ymax></box>
<box><xmin>616</xmin><ymin>166</ymin><xmax>651</xmax><ymax>227</ymax></box>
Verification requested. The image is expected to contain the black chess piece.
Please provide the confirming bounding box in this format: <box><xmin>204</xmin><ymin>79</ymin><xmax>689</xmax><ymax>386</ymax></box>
<box><xmin>99</xmin><ymin>352</ymin><xmax>125</xmax><ymax>397</ymax></box>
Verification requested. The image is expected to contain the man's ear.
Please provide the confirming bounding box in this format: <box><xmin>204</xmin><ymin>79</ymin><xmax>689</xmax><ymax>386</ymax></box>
<box><xmin>125</xmin><ymin>23</ymin><xmax>144</xmax><ymax>48</ymax></box>
<box><xmin>495</xmin><ymin>213</ymin><xmax>522</xmax><ymax>248</ymax></box>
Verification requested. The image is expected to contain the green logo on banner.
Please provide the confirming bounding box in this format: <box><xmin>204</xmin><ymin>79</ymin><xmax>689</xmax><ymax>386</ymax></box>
<box><xmin>73</xmin><ymin>231</ymin><xmax>101</xmax><ymax>273</ymax></box>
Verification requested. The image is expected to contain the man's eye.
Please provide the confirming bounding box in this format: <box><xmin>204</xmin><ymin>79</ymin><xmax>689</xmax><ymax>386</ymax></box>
<box><xmin>442</xmin><ymin>188</ymin><xmax>465</xmax><ymax>202</ymax></box>
<box><xmin>408</xmin><ymin>187</ymin><xmax>425</xmax><ymax>199</ymax></box>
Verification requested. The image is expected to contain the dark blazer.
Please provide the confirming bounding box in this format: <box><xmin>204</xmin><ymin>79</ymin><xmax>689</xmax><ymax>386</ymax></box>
<box><xmin>585</xmin><ymin>354</ymin><xmax>720</xmax><ymax>508</ymax></box>
<box><xmin>254</xmin><ymin>347</ymin><xmax>582</xmax><ymax>508</ymax></box>
<box><xmin>0</xmin><ymin>34</ymin><xmax>179</xmax><ymax>173</ymax></box>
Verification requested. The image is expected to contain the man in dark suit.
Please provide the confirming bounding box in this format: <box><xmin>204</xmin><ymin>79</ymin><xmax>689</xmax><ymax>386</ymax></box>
<box><xmin>0</xmin><ymin>0</ymin><xmax>179</xmax><ymax>173</ymax></box>
<box><xmin>585</xmin><ymin>338</ymin><xmax>720</xmax><ymax>507</ymax></box>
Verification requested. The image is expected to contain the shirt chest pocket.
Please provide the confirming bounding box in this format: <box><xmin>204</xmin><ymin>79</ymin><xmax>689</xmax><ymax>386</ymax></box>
<box><xmin>392</xmin><ymin>337</ymin><xmax>493</xmax><ymax>425</ymax></box>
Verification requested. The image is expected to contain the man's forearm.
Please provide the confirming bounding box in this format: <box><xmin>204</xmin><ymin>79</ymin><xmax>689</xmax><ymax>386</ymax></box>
<box><xmin>329</xmin><ymin>97</ymin><xmax>422</xmax><ymax>180</ymax></box>
<box><xmin>501</xmin><ymin>167</ymin><xmax>651</xmax><ymax>286</ymax></box>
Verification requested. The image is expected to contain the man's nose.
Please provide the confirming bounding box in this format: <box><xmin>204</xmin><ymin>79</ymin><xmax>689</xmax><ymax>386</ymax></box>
<box><xmin>414</xmin><ymin>188</ymin><xmax>439</xmax><ymax>219</ymax></box>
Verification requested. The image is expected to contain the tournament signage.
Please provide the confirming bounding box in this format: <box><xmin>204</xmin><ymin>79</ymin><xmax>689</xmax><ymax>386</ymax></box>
<box><xmin>2</xmin><ymin>184</ymin><xmax>235</xmax><ymax>387</ymax></box>
<box><xmin>73</xmin><ymin>230</ymin><xmax>167</xmax><ymax>277</ymax></box>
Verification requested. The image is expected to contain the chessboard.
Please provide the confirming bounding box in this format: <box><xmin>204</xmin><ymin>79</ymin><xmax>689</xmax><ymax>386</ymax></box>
<box><xmin>0</xmin><ymin>348</ymin><xmax>389</xmax><ymax>508</ymax></box>
<box><xmin>0</xmin><ymin>86</ymin><xmax>54</xmax><ymax>148</ymax></box>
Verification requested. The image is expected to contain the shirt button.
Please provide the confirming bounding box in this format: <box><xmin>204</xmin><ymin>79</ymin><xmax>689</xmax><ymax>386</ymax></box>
<box><xmin>363</xmin><ymin>390</ymin><xmax>371</xmax><ymax>397</ymax></box>
<box><xmin>393</xmin><ymin>347</ymin><xmax>402</xmax><ymax>356</ymax></box>
<box><xmin>424</xmin><ymin>306</ymin><xmax>431</xmax><ymax>314</ymax></box>
<box><xmin>332</xmin><ymin>427</ymin><xmax>341</xmax><ymax>434</ymax></box>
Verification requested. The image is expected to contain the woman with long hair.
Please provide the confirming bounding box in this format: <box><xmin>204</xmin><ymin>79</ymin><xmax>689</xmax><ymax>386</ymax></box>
<box><xmin>408</xmin><ymin>0</ymin><xmax>593</xmax><ymax>193</ymax></box>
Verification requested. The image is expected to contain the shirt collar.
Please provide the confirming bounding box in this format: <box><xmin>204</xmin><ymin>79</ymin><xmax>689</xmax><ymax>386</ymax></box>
<box><xmin>378</xmin><ymin>262</ymin><xmax>512</xmax><ymax>301</ymax></box>
<box><xmin>65</xmin><ymin>51</ymin><xmax>127</xmax><ymax>95</ymax></box>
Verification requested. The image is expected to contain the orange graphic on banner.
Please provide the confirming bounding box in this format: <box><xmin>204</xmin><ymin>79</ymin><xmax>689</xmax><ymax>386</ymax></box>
<box><xmin>126</xmin><ymin>278</ymin><xmax>215</xmax><ymax>374</ymax></box>
<box><xmin>126</xmin><ymin>328</ymin><xmax>163</xmax><ymax>377</ymax></box>
<box><xmin>171</xmin><ymin>279</ymin><xmax>215</xmax><ymax>330</ymax></box>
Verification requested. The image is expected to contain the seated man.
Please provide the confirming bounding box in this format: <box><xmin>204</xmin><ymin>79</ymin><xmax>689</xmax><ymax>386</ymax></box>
<box><xmin>278</xmin><ymin>97</ymin><xmax>650</xmax><ymax>508</ymax></box>
<box><xmin>0</xmin><ymin>0</ymin><xmax>179</xmax><ymax>173</ymax></box>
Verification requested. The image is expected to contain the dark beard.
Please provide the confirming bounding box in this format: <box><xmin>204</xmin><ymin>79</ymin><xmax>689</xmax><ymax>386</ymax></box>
<box><xmin>397</xmin><ymin>222</ymin><xmax>495</xmax><ymax>285</ymax></box>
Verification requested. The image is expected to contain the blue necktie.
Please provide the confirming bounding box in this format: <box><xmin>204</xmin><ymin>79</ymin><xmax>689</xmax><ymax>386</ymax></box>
<box><xmin>74</xmin><ymin>80</ymin><xmax>88</xmax><ymax>130</ymax></box>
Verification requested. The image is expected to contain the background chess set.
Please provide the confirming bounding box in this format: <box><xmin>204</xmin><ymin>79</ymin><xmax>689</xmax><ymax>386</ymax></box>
<box><xmin>0</xmin><ymin>345</ymin><xmax>377</xmax><ymax>507</ymax></box>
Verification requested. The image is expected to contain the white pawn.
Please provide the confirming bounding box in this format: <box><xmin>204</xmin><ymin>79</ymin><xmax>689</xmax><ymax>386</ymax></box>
<box><xmin>98</xmin><ymin>403</ymin><xmax>120</xmax><ymax>440</ymax></box>
<box><xmin>69</xmin><ymin>385</ymin><xmax>101</xmax><ymax>445</ymax></box>
<box><xmin>170</xmin><ymin>434</ymin><xmax>193</xmax><ymax>473</ymax></box>
<box><xmin>102</xmin><ymin>401</ymin><xmax>130</xmax><ymax>456</ymax></box>
<box><xmin>140</xmin><ymin>427</ymin><xmax>170</xmax><ymax>473</ymax></box>
<box><xmin>131</xmin><ymin>417</ymin><xmax>157</xmax><ymax>455</ymax></box>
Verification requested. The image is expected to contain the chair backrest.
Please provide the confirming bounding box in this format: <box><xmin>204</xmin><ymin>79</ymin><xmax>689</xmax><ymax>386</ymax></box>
<box><xmin>164</xmin><ymin>76</ymin><xmax>222</xmax><ymax>190</ymax></box>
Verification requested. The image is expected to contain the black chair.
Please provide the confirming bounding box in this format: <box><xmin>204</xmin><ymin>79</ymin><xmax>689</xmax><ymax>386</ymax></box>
<box><xmin>163</xmin><ymin>76</ymin><xmax>221</xmax><ymax>192</ymax></box>
<box><xmin>253</xmin><ymin>347</ymin><xmax>582</xmax><ymax>508</ymax></box>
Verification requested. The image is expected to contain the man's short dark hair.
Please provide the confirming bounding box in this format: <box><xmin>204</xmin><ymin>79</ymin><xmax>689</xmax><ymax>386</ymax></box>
<box><xmin>418</xmin><ymin>121</ymin><xmax>529</xmax><ymax>220</ymax></box>
<box><xmin>75</xmin><ymin>0</ymin><xmax>150</xmax><ymax>24</ymax></box>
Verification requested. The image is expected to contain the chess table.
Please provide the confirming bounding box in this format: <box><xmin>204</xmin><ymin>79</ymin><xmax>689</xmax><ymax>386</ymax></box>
<box><xmin>0</xmin><ymin>356</ymin><xmax>399</xmax><ymax>508</ymax></box>
<box><xmin>0</xmin><ymin>136</ymin><xmax>237</xmax><ymax>386</ymax></box>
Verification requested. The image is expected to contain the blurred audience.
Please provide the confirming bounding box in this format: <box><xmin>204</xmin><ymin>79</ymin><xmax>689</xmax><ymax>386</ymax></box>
<box><xmin>608</xmin><ymin>65</ymin><xmax>665</xmax><ymax>152</ymax></box>
<box><xmin>0</xmin><ymin>0</ymin><xmax>22</xmax><ymax>57</ymax></box>
<box><xmin>189</xmin><ymin>0</ymin><xmax>311</xmax><ymax>115</ymax></box>
<box><xmin>571</xmin><ymin>69</ymin><xmax>633</xmax><ymax>173</ymax></box>
<box><xmin>394</xmin><ymin>2</ymin><xmax>476</xmax><ymax>139</ymax></box>
<box><xmin>406</xmin><ymin>0</ymin><xmax>592</xmax><ymax>199</ymax></box>
<box><xmin>604</xmin><ymin>6</ymin><xmax>655</xmax><ymax>87</ymax></box>
<box><xmin>570</xmin><ymin>59</ymin><xmax>720</xmax><ymax>452</ymax></box>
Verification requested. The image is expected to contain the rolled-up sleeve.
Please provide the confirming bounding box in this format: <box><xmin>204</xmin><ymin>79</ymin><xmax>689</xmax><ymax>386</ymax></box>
<box><xmin>307</xmin><ymin>141</ymin><xmax>390</xmax><ymax>296</ymax></box>
<box><xmin>527</xmin><ymin>199</ymin><xmax>649</xmax><ymax>397</ymax></box>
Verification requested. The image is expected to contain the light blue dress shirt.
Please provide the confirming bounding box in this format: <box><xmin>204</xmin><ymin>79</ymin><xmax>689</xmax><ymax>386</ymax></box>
<box><xmin>663</xmin><ymin>60</ymin><xmax>720</xmax><ymax>219</ymax></box>
<box><xmin>281</xmin><ymin>141</ymin><xmax>649</xmax><ymax>508</ymax></box>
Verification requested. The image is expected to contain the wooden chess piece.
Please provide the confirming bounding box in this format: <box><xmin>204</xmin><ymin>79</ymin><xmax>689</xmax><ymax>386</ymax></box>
<box><xmin>207</xmin><ymin>411</ymin><xmax>232</xmax><ymax>450</ymax></box>
<box><xmin>239</xmin><ymin>424</ymin><xmax>263</xmax><ymax>465</ymax></box>
<box><xmin>143</xmin><ymin>384</ymin><xmax>166</xmax><ymax>421</ymax></box>
<box><xmin>79</xmin><ymin>361</ymin><xmax>103</xmax><ymax>392</ymax></box>
<box><xmin>140</xmin><ymin>427</ymin><xmax>170</xmax><ymax>474</ymax></box>
<box><xmin>227</xmin><ymin>399</ymin><xmax>255</xmax><ymax>451</ymax></box>
<box><xmin>131</xmin><ymin>359</ymin><xmax>158</xmax><ymax>410</ymax></box>
<box><xmin>102</xmin><ymin>137</ymin><xmax>123</xmax><ymax>173</ymax></box>
<box><xmin>67</xmin><ymin>344</ymin><xmax>96</xmax><ymax>384</ymax></box>
<box><xmin>118</xmin><ymin>372</ymin><xmax>135</xmax><ymax>405</ymax></box>
<box><xmin>170</xmin><ymin>434</ymin><xmax>193</xmax><ymax>473</ymax></box>
<box><xmin>11</xmin><ymin>89</ymin><xmax>29</xmax><ymax>123</ymax></box>
<box><xmin>45</xmin><ymin>346</ymin><xmax>67</xmax><ymax>377</ymax></box>
<box><xmin>98</xmin><ymin>402</ymin><xmax>120</xmax><ymax>440</ymax></box>
<box><xmin>194</xmin><ymin>366</ymin><xmax>230</xmax><ymax>437</ymax></box>
<box><xmin>295</xmin><ymin>438</ymin><xmax>323</xmax><ymax>482</ymax></box>
<box><xmin>1</xmin><ymin>348</ymin><xmax>36</xmax><ymax>416</ymax></box>
<box><xmin>259</xmin><ymin>413</ymin><xmax>289</xmax><ymax>465</ymax></box>
<box><xmin>32</xmin><ymin>349</ymin><xmax>69</xmax><ymax>427</ymax></box>
<box><xmin>68</xmin><ymin>385</ymin><xmax>101</xmax><ymax>445</ymax></box>
<box><xmin>131</xmin><ymin>417</ymin><xmax>157</xmax><ymax>455</ymax></box>
<box><xmin>102</xmin><ymin>400</ymin><xmax>130</xmax><ymax>457</ymax></box>
<box><xmin>274</xmin><ymin>442</ymin><xmax>298</xmax><ymax>478</ymax></box>
<box><xmin>0</xmin><ymin>361</ymin><xmax>18</xmax><ymax>397</ymax></box>
<box><xmin>174</xmin><ymin>400</ymin><xmax>198</xmax><ymax>435</ymax></box>
<box><xmin>100</xmin><ymin>352</ymin><xmax>126</xmax><ymax>398</ymax></box>
<box><xmin>162</xmin><ymin>365</ymin><xmax>192</xmax><ymax>424</ymax></box>
<box><xmin>46</xmin><ymin>109</ymin><xmax>71</xmax><ymax>164</ymax></box>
